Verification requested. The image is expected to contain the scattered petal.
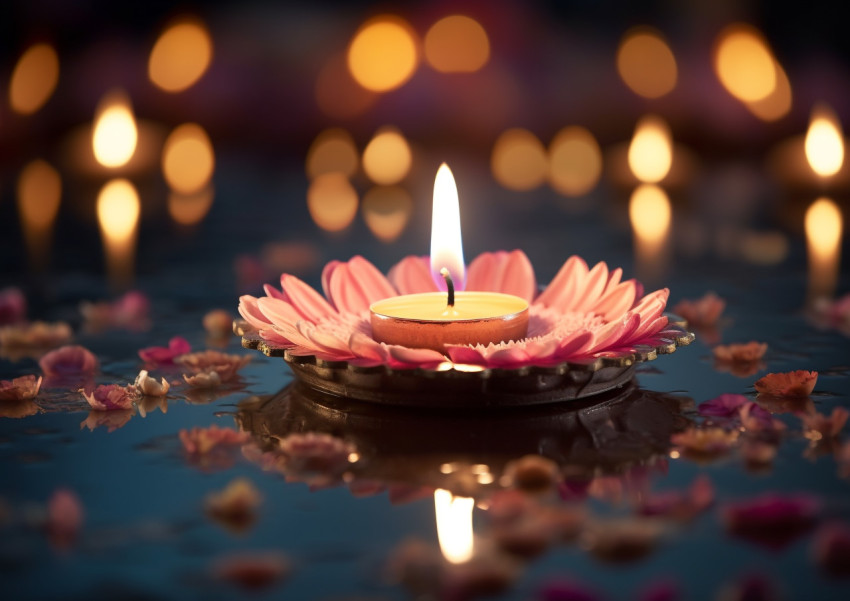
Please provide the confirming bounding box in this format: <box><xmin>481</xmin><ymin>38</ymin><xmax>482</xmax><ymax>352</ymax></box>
<box><xmin>739</xmin><ymin>402</ymin><xmax>786</xmax><ymax>434</ymax></box>
<box><xmin>39</xmin><ymin>345</ymin><xmax>99</xmax><ymax>377</ymax></box>
<box><xmin>582</xmin><ymin>518</ymin><xmax>663</xmax><ymax>563</ymax></box>
<box><xmin>671</xmin><ymin>427</ymin><xmax>738</xmax><ymax>457</ymax></box>
<box><xmin>82</xmin><ymin>384</ymin><xmax>135</xmax><ymax>411</ymax></box>
<box><xmin>721</xmin><ymin>493</ymin><xmax>820</xmax><ymax>549</ymax></box>
<box><xmin>80</xmin><ymin>290</ymin><xmax>150</xmax><ymax>331</ymax></box>
<box><xmin>712</xmin><ymin>341</ymin><xmax>767</xmax><ymax>363</ymax></box>
<box><xmin>0</xmin><ymin>374</ymin><xmax>42</xmax><ymax>401</ymax></box>
<box><xmin>180</xmin><ymin>425</ymin><xmax>250</xmax><ymax>455</ymax></box>
<box><xmin>837</xmin><ymin>441</ymin><xmax>850</xmax><ymax>479</ymax></box>
<box><xmin>203</xmin><ymin>309</ymin><xmax>234</xmax><ymax>337</ymax></box>
<box><xmin>638</xmin><ymin>475</ymin><xmax>714</xmax><ymax>522</ymax></box>
<box><xmin>0</xmin><ymin>321</ymin><xmax>72</xmax><ymax>350</ymax></box>
<box><xmin>801</xmin><ymin>408</ymin><xmax>849</xmax><ymax>441</ymax></box>
<box><xmin>812</xmin><ymin>522</ymin><xmax>850</xmax><ymax>577</ymax></box>
<box><xmin>278</xmin><ymin>432</ymin><xmax>355</xmax><ymax>474</ymax></box>
<box><xmin>80</xmin><ymin>409</ymin><xmax>134</xmax><ymax>432</ymax></box>
<box><xmin>503</xmin><ymin>455</ymin><xmax>559</xmax><ymax>492</ymax></box>
<box><xmin>183</xmin><ymin>371</ymin><xmax>222</xmax><ymax>388</ymax></box>
<box><xmin>672</xmin><ymin>292</ymin><xmax>725</xmax><ymax>328</ymax></box>
<box><xmin>47</xmin><ymin>489</ymin><xmax>83</xmax><ymax>549</ymax></box>
<box><xmin>139</xmin><ymin>336</ymin><xmax>192</xmax><ymax>365</ymax></box>
<box><xmin>755</xmin><ymin>371</ymin><xmax>818</xmax><ymax>398</ymax></box>
<box><xmin>206</xmin><ymin>478</ymin><xmax>263</xmax><ymax>533</ymax></box>
<box><xmin>176</xmin><ymin>350</ymin><xmax>251</xmax><ymax>382</ymax></box>
<box><xmin>212</xmin><ymin>552</ymin><xmax>290</xmax><ymax>590</ymax></box>
<box><xmin>0</xmin><ymin>287</ymin><xmax>26</xmax><ymax>325</ymax></box>
<box><xmin>133</xmin><ymin>370</ymin><xmax>170</xmax><ymax>396</ymax></box>
<box><xmin>741</xmin><ymin>439</ymin><xmax>778</xmax><ymax>467</ymax></box>
<box><xmin>698</xmin><ymin>393</ymin><xmax>748</xmax><ymax>418</ymax></box>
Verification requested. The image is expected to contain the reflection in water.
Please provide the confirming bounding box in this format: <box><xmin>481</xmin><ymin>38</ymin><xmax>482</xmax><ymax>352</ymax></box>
<box><xmin>434</xmin><ymin>489</ymin><xmax>474</xmax><ymax>563</ymax></box>
<box><xmin>17</xmin><ymin>159</ymin><xmax>62</xmax><ymax>271</ymax></box>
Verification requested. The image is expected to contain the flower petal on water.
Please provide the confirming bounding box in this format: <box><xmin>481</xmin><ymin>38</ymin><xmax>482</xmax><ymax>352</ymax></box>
<box><xmin>39</xmin><ymin>345</ymin><xmax>99</xmax><ymax>377</ymax></box>
<box><xmin>138</xmin><ymin>336</ymin><xmax>191</xmax><ymax>365</ymax></box>
<box><xmin>0</xmin><ymin>374</ymin><xmax>42</xmax><ymax>402</ymax></box>
<box><xmin>754</xmin><ymin>370</ymin><xmax>818</xmax><ymax>398</ymax></box>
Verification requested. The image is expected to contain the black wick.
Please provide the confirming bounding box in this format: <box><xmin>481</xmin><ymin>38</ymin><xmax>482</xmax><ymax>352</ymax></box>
<box><xmin>440</xmin><ymin>268</ymin><xmax>455</xmax><ymax>307</ymax></box>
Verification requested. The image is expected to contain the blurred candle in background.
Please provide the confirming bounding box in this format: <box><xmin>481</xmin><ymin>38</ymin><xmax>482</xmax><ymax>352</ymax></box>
<box><xmin>97</xmin><ymin>179</ymin><xmax>141</xmax><ymax>290</ymax></box>
<box><xmin>805</xmin><ymin>199</ymin><xmax>843</xmax><ymax>302</ymax></box>
<box><xmin>8</xmin><ymin>42</ymin><xmax>59</xmax><ymax>115</ymax></box>
<box><xmin>92</xmin><ymin>89</ymin><xmax>138</xmax><ymax>168</ymax></box>
<box><xmin>16</xmin><ymin>160</ymin><xmax>62</xmax><ymax>271</ymax></box>
<box><xmin>434</xmin><ymin>489</ymin><xmax>474</xmax><ymax>564</ymax></box>
<box><xmin>805</xmin><ymin>104</ymin><xmax>845</xmax><ymax>179</ymax></box>
<box><xmin>628</xmin><ymin>115</ymin><xmax>673</xmax><ymax>184</ymax></box>
<box><xmin>148</xmin><ymin>18</ymin><xmax>213</xmax><ymax>93</ymax></box>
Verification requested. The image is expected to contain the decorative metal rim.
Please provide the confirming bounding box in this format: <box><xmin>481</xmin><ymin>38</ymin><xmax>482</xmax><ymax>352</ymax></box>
<box><xmin>238</xmin><ymin>314</ymin><xmax>695</xmax><ymax>379</ymax></box>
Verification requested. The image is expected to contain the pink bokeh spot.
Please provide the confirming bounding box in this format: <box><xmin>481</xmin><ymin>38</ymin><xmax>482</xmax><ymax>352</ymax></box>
<box><xmin>238</xmin><ymin>252</ymin><xmax>673</xmax><ymax>369</ymax></box>
<box><xmin>138</xmin><ymin>336</ymin><xmax>192</xmax><ymax>365</ymax></box>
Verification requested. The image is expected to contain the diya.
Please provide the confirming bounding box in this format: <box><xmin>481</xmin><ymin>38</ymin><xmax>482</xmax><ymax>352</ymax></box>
<box><xmin>238</xmin><ymin>164</ymin><xmax>693</xmax><ymax>406</ymax></box>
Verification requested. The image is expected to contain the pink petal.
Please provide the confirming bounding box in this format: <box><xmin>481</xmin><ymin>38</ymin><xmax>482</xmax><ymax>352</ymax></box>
<box><xmin>467</xmin><ymin>250</ymin><xmax>537</xmax><ymax>302</ymax></box>
<box><xmin>139</xmin><ymin>336</ymin><xmax>192</xmax><ymax>365</ymax></box>
<box><xmin>238</xmin><ymin>296</ymin><xmax>272</xmax><ymax>331</ymax></box>
<box><xmin>446</xmin><ymin>345</ymin><xmax>487</xmax><ymax>365</ymax></box>
<box><xmin>325</xmin><ymin>256</ymin><xmax>397</xmax><ymax>315</ymax></box>
<box><xmin>279</xmin><ymin>274</ymin><xmax>336</xmax><ymax>322</ymax></box>
<box><xmin>321</xmin><ymin>260</ymin><xmax>342</xmax><ymax>302</ymax></box>
<box><xmin>349</xmin><ymin>331</ymin><xmax>389</xmax><ymax>362</ymax></box>
<box><xmin>535</xmin><ymin>255</ymin><xmax>588</xmax><ymax>310</ymax></box>
<box><xmin>571</xmin><ymin>261</ymin><xmax>609</xmax><ymax>314</ymax></box>
<box><xmin>0</xmin><ymin>287</ymin><xmax>27</xmax><ymax>325</ymax></box>
<box><xmin>47</xmin><ymin>489</ymin><xmax>83</xmax><ymax>548</ymax></box>
<box><xmin>39</xmin><ymin>345</ymin><xmax>99</xmax><ymax>376</ymax></box>
<box><xmin>755</xmin><ymin>371</ymin><xmax>818</xmax><ymax>398</ymax></box>
<box><xmin>388</xmin><ymin>256</ymin><xmax>437</xmax><ymax>295</ymax></box>
<box><xmin>262</xmin><ymin>283</ymin><xmax>286</xmax><ymax>300</ymax></box>
<box><xmin>257</xmin><ymin>297</ymin><xmax>301</xmax><ymax>329</ymax></box>
<box><xmin>699</xmin><ymin>393</ymin><xmax>749</xmax><ymax>418</ymax></box>
<box><xmin>554</xmin><ymin>331</ymin><xmax>595</xmax><ymax>360</ymax></box>
<box><xmin>387</xmin><ymin>345</ymin><xmax>446</xmax><ymax>367</ymax></box>
<box><xmin>595</xmin><ymin>280</ymin><xmax>638</xmax><ymax>321</ymax></box>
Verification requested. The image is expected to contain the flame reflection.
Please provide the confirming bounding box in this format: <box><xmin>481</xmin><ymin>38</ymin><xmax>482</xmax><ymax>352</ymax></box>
<box><xmin>307</xmin><ymin>173</ymin><xmax>358</xmax><ymax>232</ymax></box>
<box><xmin>307</xmin><ymin>129</ymin><xmax>359</xmax><ymax>179</ymax></box>
<box><xmin>17</xmin><ymin>160</ymin><xmax>62</xmax><ymax>269</ymax></box>
<box><xmin>97</xmin><ymin>179</ymin><xmax>141</xmax><ymax>289</ymax></box>
<box><xmin>805</xmin><ymin>198</ymin><xmax>843</xmax><ymax>300</ymax></box>
<box><xmin>434</xmin><ymin>489</ymin><xmax>474</xmax><ymax>564</ymax></box>
<box><xmin>629</xmin><ymin>184</ymin><xmax>672</xmax><ymax>283</ymax></box>
<box><xmin>92</xmin><ymin>90</ymin><xmax>139</xmax><ymax>168</ymax></box>
<box><xmin>362</xmin><ymin>186</ymin><xmax>413</xmax><ymax>242</ymax></box>
<box><xmin>162</xmin><ymin>123</ymin><xmax>215</xmax><ymax>194</ymax></box>
<box><xmin>168</xmin><ymin>187</ymin><xmax>215</xmax><ymax>226</ymax></box>
<box><xmin>9</xmin><ymin>43</ymin><xmax>59</xmax><ymax>115</ymax></box>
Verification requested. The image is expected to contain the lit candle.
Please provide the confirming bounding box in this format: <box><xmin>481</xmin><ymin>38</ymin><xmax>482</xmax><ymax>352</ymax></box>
<box><xmin>370</xmin><ymin>164</ymin><xmax>529</xmax><ymax>353</ymax></box>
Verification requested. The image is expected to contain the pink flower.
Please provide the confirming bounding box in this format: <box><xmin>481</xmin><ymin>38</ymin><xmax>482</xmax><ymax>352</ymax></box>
<box><xmin>175</xmin><ymin>350</ymin><xmax>251</xmax><ymax>382</ymax></box>
<box><xmin>179</xmin><ymin>425</ymin><xmax>250</xmax><ymax>455</ymax></box>
<box><xmin>212</xmin><ymin>552</ymin><xmax>290</xmax><ymax>590</ymax></box>
<box><xmin>672</xmin><ymin>292</ymin><xmax>725</xmax><ymax>327</ymax></box>
<box><xmin>754</xmin><ymin>371</ymin><xmax>818</xmax><ymax>398</ymax></box>
<box><xmin>238</xmin><ymin>252</ymin><xmax>673</xmax><ymax>369</ymax></box>
<box><xmin>0</xmin><ymin>321</ymin><xmax>72</xmax><ymax>349</ymax></box>
<box><xmin>138</xmin><ymin>336</ymin><xmax>191</xmax><ymax>365</ymax></box>
<box><xmin>47</xmin><ymin>488</ymin><xmax>83</xmax><ymax>549</ymax></box>
<box><xmin>812</xmin><ymin>522</ymin><xmax>850</xmax><ymax>577</ymax></box>
<box><xmin>638</xmin><ymin>475</ymin><xmax>714</xmax><ymax>522</ymax></box>
<box><xmin>80</xmin><ymin>290</ymin><xmax>150</xmax><ymax>331</ymax></box>
<box><xmin>39</xmin><ymin>345</ymin><xmax>99</xmax><ymax>377</ymax></box>
<box><xmin>0</xmin><ymin>374</ymin><xmax>42</xmax><ymax>401</ymax></box>
<box><xmin>698</xmin><ymin>393</ymin><xmax>748</xmax><ymax>418</ymax></box>
<box><xmin>278</xmin><ymin>432</ymin><xmax>355</xmax><ymax>473</ymax></box>
<box><xmin>0</xmin><ymin>287</ymin><xmax>26</xmax><ymax>325</ymax></box>
<box><xmin>721</xmin><ymin>493</ymin><xmax>820</xmax><ymax>549</ymax></box>
<box><xmin>82</xmin><ymin>384</ymin><xmax>135</xmax><ymax>411</ymax></box>
<box><xmin>712</xmin><ymin>341</ymin><xmax>767</xmax><ymax>363</ymax></box>
<box><xmin>801</xmin><ymin>408</ymin><xmax>849</xmax><ymax>441</ymax></box>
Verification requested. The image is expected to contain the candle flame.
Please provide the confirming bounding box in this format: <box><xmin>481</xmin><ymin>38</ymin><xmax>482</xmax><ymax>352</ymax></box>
<box><xmin>627</xmin><ymin>115</ymin><xmax>672</xmax><ymax>184</ymax></box>
<box><xmin>434</xmin><ymin>489</ymin><xmax>474</xmax><ymax>564</ymax></box>
<box><xmin>430</xmin><ymin>163</ymin><xmax>466</xmax><ymax>290</ymax></box>
<box><xmin>92</xmin><ymin>90</ymin><xmax>139</xmax><ymax>168</ymax></box>
<box><xmin>805</xmin><ymin>104</ymin><xmax>844</xmax><ymax>178</ymax></box>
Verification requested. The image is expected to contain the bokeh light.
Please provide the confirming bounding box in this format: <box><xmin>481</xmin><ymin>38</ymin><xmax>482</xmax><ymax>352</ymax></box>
<box><xmin>434</xmin><ymin>490</ymin><xmax>474</xmax><ymax>564</ymax></box>
<box><xmin>714</xmin><ymin>24</ymin><xmax>776</xmax><ymax>103</ymax></box>
<box><xmin>9</xmin><ymin>43</ymin><xmax>59</xmax><ymax>115</ymax></box>
<box><xmin>362</xmin><ymin>126</ymin><xmax>412</xmax><ymax>185</ymax></box>
<box><xmin>616</xmin><ymin>28</ymin><xmax>677</xmax><ymax>99</ymax></box>
<box><xmin>97</xmin><ymin>179</ymin><xmax>141</xmax><ymax>241</ymax></box>
<box><xmin>362</xmin><ymin>185</ymin><xmax>413</xmax><ymax>242</ymax></box>
<box><xmin>306</xmin><ymin>129</ymin><xmax>359</xmax><ymax>179</ymax></box>
<box><xmin>627</xmin><ymin>115</ymin><xmax>672</xmax><ymax>184</ymax></box>
<box><xmin>630</xmin><ymin>183</ymin><xmax>672</xmax><ymax>246</ymax></box>
<box><xmin>315</xmin><ymin>52</ymin><xmax>377</xmax><ymax>119</ymax></box>
<box><xmin>347</xmin><ymin>16</ymin><xmax>418</xmax><ymax>92</ymax></box>
<box><xmin>548</xmin><ymin>126</ymin><xmax>603</xmax><ymax>196</ymax></box>
<box><xmin>148</xmin><ymin>19</ymin><xmax>213</xmax><ymax>92</ymax></box>
<box><xmin>806</xmin><ymin>198</ymin><xmax>843</xmax><ymax>260</ymax></box>
<box><xmin>491</xmin><ymin>128</ymin><xmax>548</xmax><ymax>191</ymax></box>
<box><xmin>17</xmin><ymin>160</ymin><xmax>62</xmax><ymax>233</ymax></box>
<box><xmin>168</xmin><ymin>187</ymin><xmax>215</xmax><ymax>226</ymax></box>
<box><xmin>424</xmin><ymin>15</ymin><xmax>490</xmax><ymax>73</ymax></box>
<box><xmin>307</xmin><ymin>173</ymin><xmax>359</xmax><ymax>232</ymax></box>
<box><xmin>162</xmin><ymin>123</ymin><xmax>215</xmax><ymax>194</ymax></box>
<box><xmin>805</xmin><ymin>104</ymin><xmax>844</xmax><ymax>178</ymax></box>
<box><xmin>92</xmin><ymin>90</ymin><xmax>139</xmax><ymax>168</ymax></box>
<box><xmin>745</xmin><ymin>58</ymin><xmax>792</xmax><ymax>121</ymax></box>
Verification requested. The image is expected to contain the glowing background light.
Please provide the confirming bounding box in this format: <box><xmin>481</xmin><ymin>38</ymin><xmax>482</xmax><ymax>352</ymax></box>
<box><xmin>307</xmin><ymin>173</ymin><xmax>359</xmax><ymax>232</ymax></box>
<box><xmin>714</xmin><ymin>24</ymin><xmax>776</xmax><ymax>103</ymax></box>
<box><xmin>306</xmin><ymin>129</ymin><xmax>359</xmax><ymax>179</ymax></box>
<box><xmin>97</xmin><ymin>179</ymin><xmax>141</xmax><ymax>288</ymax></box>
<box><xmin>362</xmin><ymin>127</ymin><xmax>412</xmax><ymax>185</ymax></box>
<box><xmin>362</xmin><ymin>186</ymin><xmax>413</xmax><ymax>242</ymax></box>
<box><xmin>805</xmin><ymin>198</ymin><xmax>843</xmax><ymax>299</ymax></box>
<box><xmin>162</xmin><ymin>123</ymin><xmax>215</xmax><ymax>194</ymax></box>
<box><xmin>315</xmin><ymin>52</ymin><xmax>377</xmax><ymax>119</ymax></box>
<box><xmin>17</xmin><ymin>160</ymin><xmax>62</xmax><ymax>269</ymax></box>
<box><xmin>548</xmin><ymin>126</ymin><xmax>603</xmax><ymax>196</ymax></box>
<box><xmin>628</xmin><ymin>115</ymin><xmax>673</xmax><ymax>184</ymax></box>
<box><xmin>630</xmin><ymin>184</ymin><xmax>672</xmax><ymax>283</ymax></box>
<box><xmin>148</xmin><ymin>19</ymin><xmax>213</xmax><ymax>92</ymax></box>
<box><xmin>92</xmin><ymin>90</ymin><xmax>139</xmax><ymax>168</ymax></box>
<box><xmin>616</xmin><ymin>28</ymin><xmax>677</xmax><ymax>99</ymax></box>
<box><xmin>491</xmin><ymin>128</ymin><xmax>548</xmax><ymax>191</ymax></box>
<box><xmin>430</xmin><ymin>164</ymin><xmax>465</xmax><ymax>290</ymax></box>
<box><xmin>434</xmin><ymin>489</ymin><xmax>474</xmax><ymax>564</ymax></box>
<box><xmin>424</xmin><ymin>15</ymin><xmax>490</xmax><ymax>73</ymax></box>
<box><xmin>745</xmin><ymin>58</ymin><xmax>792</xmax><ymax>121</ymax></box>
<box><xmin>347</xmin><ymin>16</ymin><xmax>418</xmax><ymax>92</ymax></box>
<box><xmin>168</xmin><ymin>187</ymin><xmax>215</xmax><ymax>226</ymax></box>
<box><xmin>9</xmin><ymin>43</ymin><xmax>59</xmax><ymax>115</ymax></box>
<box><xmin>805</xmin><ymin>104</ymin><xmax>845</xmax><ymax>178</ymax></box>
